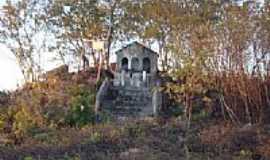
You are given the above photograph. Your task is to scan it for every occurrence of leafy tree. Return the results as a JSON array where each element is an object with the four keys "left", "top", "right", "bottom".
[{"left": 46, "top": 0, "right": 103, "bottom": 69}]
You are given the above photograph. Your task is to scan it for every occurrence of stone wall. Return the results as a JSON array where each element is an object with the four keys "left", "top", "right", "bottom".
[{"left": 116, "top": 42, "right": 158, "bottom": 74}]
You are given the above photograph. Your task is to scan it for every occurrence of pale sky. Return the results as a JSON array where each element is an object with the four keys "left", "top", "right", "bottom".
[
  {"left": 0, "top": 0, "right": 22, "bottom": 91},
  {"left": 0, "top": 44, "right": 24, "bottom": 91}
]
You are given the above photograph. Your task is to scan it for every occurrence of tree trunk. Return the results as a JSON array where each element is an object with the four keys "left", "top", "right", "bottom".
[
  {"left": 105, "top": 1, "right": 117, "bottom": 71},
  {"left": 96, "top": 51, "right": 104, "bottom": 83}
]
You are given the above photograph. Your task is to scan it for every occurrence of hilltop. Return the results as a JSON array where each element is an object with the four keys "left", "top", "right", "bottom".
[{"left": 0, "top": 67, "right": 269, "bottom": 160}]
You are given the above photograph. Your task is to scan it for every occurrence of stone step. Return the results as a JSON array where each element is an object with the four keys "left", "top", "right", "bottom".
[
  {"left": 103, "top": 101, "right": 150, "bottom": 109},
  {"left": 115, "top": 97, "right": 150, "bottom": 103},
  {"left": 101, "top": 86, "right": 154, "bottom": 117},
  {"left": 111, "top": 112, "right": 138, "bottom": 117},
  {"left": 103, "top": 106, "right": 153, "bottom": 117},
  {"left": 116, "top": 95, "right": 150, "bottom": 99},
  {"left": 116, "top": 89, "right": 151, "bottom": 96},
  {"left": 118, "top": 94, "right": 151, "bottom": 99},
  {"left": 111, "top": 106, "right": 153, "bottom": 117},
  {"left": 110, "top": 108, "right": 142, "bottom": 116},
  {"left": 112, "top": 86, "right": 151, "bottom": 92},
  {"left": 118, "top": 96, "right": 150, "bottom": 101},
  {"left": 113, "top": 106, "right": 142, "bottom": 111},
  {"left": 114, "top": 101, "right": 149, "bottom": 107},
  {"left": 104, "top": 100, "right": 151, "bottom": 108}
]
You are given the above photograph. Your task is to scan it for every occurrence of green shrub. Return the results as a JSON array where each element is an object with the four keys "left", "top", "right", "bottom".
[
  {"left": 160, "top": 103, "right": 184, "bottom": 118},
  {"left": 65, "top": 87, "right": 96, "bottom": 127}
]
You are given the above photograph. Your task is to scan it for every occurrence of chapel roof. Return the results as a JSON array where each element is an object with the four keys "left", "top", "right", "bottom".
[{"left": 115, "top": 41, "right": 158, "bottom": 55}]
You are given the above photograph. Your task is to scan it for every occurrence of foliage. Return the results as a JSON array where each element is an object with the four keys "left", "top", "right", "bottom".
[
  {"left": 65, "top": 85, "right": 96, "bottom": 127},
  {"left": 12, "top": 105, "right": 43, "bottom": 139},
  {"left": 0, "top": 1, "right": 270, "bottom": 159},
  {"left": 0, "top": 69, "right": 100, "bottom": 146},
  {"left": 0, "top": 1, "right": 269, "bottom": 126},
  {"left": 47, "top": 0, "right": 103, "bottom": 66}
]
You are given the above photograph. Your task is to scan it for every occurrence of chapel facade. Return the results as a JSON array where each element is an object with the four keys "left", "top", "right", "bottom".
[{"left": 96, "top": 41, "right": 162, "bottom": 118}]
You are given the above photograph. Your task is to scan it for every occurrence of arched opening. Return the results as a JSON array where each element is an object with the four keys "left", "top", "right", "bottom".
[
  {"left": 131, "top": 57, "right": 140, "bottom": 71},
  {"left": 143, "top": 57, "right": 151, "bottom": 73},
  {"left": 121, "top": 57, "right": 128, "bottom": 71}
]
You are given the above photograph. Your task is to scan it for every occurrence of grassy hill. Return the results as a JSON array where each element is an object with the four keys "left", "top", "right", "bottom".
[{"left": 0, "top": 68, "right": 269, "bottom": 160}]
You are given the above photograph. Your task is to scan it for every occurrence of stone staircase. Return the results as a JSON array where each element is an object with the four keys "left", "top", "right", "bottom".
[{"left": 102, "top": 87, "right": 153, "bottom": 118}]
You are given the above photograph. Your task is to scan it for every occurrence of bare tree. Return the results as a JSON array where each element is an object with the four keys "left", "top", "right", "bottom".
[{"left": 0, "top": 0, "right": 48, "bottom": 82}]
